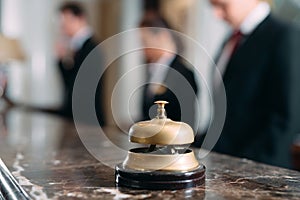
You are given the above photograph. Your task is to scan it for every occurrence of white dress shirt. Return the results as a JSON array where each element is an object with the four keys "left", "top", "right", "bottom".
[
  {"left": 217, "top": 2, "right": 271, "bottom": 76},
  {"left": 147, "top": 53, "right": 176, "bottom": 95},
  {"left": 70, "top": 26, "right": 93, "bottom": 52}
]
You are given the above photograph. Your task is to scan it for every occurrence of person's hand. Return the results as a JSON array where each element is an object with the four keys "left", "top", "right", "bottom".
[{"left": 55, "top": 42, "right": 68, "bottom": 59}]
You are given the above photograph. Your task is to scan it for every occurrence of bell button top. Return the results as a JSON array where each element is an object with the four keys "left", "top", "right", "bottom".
[
  {"left": 129, "top": 100, "right": 194, "bottom": 145},
  {"left": 155, "top": 100, "right": 168, "bottom": 119}
]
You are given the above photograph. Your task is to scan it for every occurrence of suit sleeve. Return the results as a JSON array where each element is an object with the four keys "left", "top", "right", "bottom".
[
  {"left": 58, "top": 59, "right": 75, "bottom": 89},
  {"left": 243, "top": 27, "right": 300, "bottom": 167}
]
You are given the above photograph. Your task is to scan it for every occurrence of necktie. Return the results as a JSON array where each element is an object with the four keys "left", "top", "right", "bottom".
[
  {"left": 228, "top": 30, "right": 243, "bottom": 58},
  {"left": 216, "top": 30, "right": 243, "bottom": 76}
]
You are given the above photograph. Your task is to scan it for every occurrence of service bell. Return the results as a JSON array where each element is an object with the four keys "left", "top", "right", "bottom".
[{"left": 115, "top": 101, "right": 205, "bottom": 190}]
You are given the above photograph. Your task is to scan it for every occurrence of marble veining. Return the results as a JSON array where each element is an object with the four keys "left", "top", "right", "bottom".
[
  {"left": 0, "top": 108, "right": 299, "bottom": 199},
  {"left": 11, "top": 152, "right": 49, "bottom": 199}
]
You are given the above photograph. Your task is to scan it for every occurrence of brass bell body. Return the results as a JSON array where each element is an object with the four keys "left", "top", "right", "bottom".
[
  {"left": 129, "top": 118, "right": 194, "bottom": 145},
  {"left": 115, "top": 101, "right": 205, "bottom": 190},
  {"left": 123, "top": 148, "right": 199, "bottom": 171}
]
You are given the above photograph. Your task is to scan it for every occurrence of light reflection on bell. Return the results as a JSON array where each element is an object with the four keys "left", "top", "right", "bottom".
[{"left": 115, "top": 101, "right": 205, "bottom": 190}]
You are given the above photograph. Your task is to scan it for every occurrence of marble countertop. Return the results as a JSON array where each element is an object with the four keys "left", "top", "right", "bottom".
[{"left": 0, "top": 107, "right": 299, "bottom": 199}]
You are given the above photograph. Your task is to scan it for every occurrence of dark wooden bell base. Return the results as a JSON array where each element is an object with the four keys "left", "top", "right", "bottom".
[{"left": 115, "top": 164, "right": 205, "bottom": 190}]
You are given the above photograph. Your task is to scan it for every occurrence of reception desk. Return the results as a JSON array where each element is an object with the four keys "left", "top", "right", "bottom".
[{"left": 0, "top": 107, "right": 299, "bottom": 199}]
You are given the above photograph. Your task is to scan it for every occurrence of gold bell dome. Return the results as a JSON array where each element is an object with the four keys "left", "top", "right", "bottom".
[
  {"left": 115, "top": 100, "right": 206, "bottom": 190},
  {"left": 129, "top": 101, "right": 194, "bottom": 145}
]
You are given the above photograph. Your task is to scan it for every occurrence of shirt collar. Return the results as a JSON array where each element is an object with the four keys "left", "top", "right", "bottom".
[
  {"left": 239, "top": 2, "right": 270, "bottom": 35},
  {"left": 70, "top": 26, "right": 93, "bottom": 51},
  {"left": 147, "top": 54, "right": 176, "bottom": 94},
  {"left": 148, "top": 53, "right": 176, "bottom": 74},
  {"left": 156, "top": 53, "right": 176, "bottom": 66}
]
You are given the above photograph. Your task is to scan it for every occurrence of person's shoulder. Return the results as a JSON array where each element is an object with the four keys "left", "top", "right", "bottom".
[
  {"left": 265, "top": 14, "right": 299, "bottom": 33},
  {"left": 80, "top": 35, "right": 98, "bottom": 49},
  {"left": 171, "top": 56, "right": 194, "bottom": 73},
  {"left": 171, "top": 55, "right": 198, "bottom": 92},
  {"left": 79, "top": 35, "right": 101, "bottom": 55},
  {"left": 255, "top": 14, "right": 300, "bottom": 44}
]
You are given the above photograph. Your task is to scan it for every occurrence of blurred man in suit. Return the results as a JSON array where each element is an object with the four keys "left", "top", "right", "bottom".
[
  {"left": 139, "top": 12, "right": 198, "bottom": 128},
  {"left": 56, "top": 2, "right": 105, "bottom": 125},
  {"left": 210, "top": 0, "right": 300, "bottom": 167}
]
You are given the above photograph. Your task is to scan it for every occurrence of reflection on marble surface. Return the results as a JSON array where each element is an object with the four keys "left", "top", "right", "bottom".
[{"left": 0, "top": 107, "right": 300, "bottom": 199}]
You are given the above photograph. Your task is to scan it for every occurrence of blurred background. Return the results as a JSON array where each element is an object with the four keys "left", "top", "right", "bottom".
[{"left": 0, "top": 0, "right": 299, "bottom": 128}]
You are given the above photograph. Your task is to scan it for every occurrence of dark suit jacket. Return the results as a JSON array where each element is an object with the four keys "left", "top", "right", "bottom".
[
  {"left": 213, "top": 15, "right": 300, "bottom": 168},
  {"left": 142, "top": 56, "right": 198, "bottom": 129},
  {"left": 58, "top": 36, "right": 105, "bottom": 126}
]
